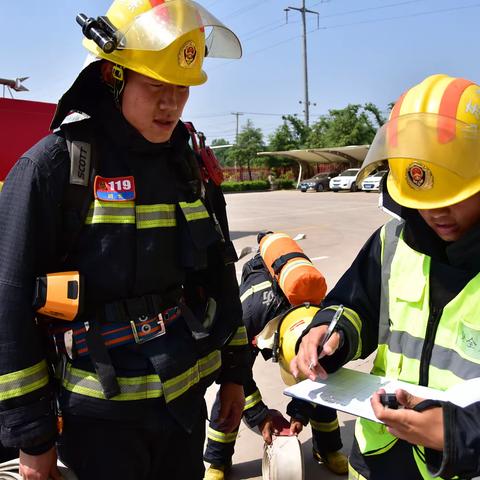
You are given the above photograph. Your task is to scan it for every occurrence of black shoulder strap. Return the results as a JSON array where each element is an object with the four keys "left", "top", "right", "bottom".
[
  {"left": 271, "top": 252, "right": 310, "bottom": 275},
  {"left": 59, "top": 116, "right": 98, "bottom": 264}
]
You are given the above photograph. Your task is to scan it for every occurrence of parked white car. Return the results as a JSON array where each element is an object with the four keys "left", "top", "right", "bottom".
[
  {"left": 329, "top": 168, "right": 361, "bottom": 192},
  {"left": 361, "top": 170, "right": 388, "bottom": 192}
]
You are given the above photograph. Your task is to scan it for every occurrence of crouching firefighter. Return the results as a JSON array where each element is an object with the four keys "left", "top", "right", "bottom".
[
  {"left": 204, "top": 233, "right": 348, "bottom": 479},
  {"left": 0, "top": 2, "right": 249, "bottom": 479}
]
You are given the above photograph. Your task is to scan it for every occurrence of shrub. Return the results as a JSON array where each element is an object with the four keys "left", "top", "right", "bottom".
[
  {"left": 273, "top": 179, "right": 295, "bottom": 190},
  {"left": 221, "top": 180, "right": 270, "bottom": 192}
]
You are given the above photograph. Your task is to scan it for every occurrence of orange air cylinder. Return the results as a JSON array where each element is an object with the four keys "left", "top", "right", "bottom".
[{"left": 259, "top": 232, "right": 327, "bottom": 305}]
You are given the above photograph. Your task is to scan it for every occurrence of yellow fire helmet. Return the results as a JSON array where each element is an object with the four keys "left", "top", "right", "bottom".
[
  {"left": 80, "top": 0, "right": 242, "bottom": 86},
  {"left": 256, "top": 304, "right": 320, "bottom": 386},
  {"left": 357, "top": 74, "right": 480, "bottom": 209}
]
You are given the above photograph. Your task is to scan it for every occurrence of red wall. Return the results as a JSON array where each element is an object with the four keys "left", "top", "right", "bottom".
[{"left": 0, "top": 98, "right": 56, "bottom": 180}]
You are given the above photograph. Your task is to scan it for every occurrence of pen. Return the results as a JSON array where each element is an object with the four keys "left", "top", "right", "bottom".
[{"left": 309, "top": 305, "right": 344, "bottom": 370}]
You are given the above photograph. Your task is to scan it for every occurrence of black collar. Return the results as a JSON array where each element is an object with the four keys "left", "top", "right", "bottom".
[{"left": 403, "top": 209, "right": 480, "bottom": 273}]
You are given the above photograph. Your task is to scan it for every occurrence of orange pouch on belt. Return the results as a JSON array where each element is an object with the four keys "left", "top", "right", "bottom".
[{"left": 259, "top": 233, "right": 327, "bottom": 305}]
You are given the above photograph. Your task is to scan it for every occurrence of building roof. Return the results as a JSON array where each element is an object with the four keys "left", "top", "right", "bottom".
[
  {"left": 257, "top": 145, "right": 370, "bottom": 165},
  {"left": 258, "top": 145, "right": 370, "bottom": 185}
]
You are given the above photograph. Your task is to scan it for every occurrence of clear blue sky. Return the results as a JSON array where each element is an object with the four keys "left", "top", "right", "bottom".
[{"left": 2, "top": 0, "right": 480, "bottom": 145}]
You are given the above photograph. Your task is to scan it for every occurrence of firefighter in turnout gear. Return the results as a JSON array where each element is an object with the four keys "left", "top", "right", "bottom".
[
  {"left": 0, "top": 1, "right": 248, "bottom": 479},
  {"left": 292, "top": 74, "right": 480, "bottom": 479},
  {"left": 204, "top": 248, "right": 347, "bottom": 479}
]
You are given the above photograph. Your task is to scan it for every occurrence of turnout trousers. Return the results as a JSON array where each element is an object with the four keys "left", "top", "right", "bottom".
[{"left": 58, "top": 401, "right": 207, "bottom": 480}]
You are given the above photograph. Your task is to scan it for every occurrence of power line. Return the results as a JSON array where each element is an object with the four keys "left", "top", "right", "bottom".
[
  {"left": 242, "top": 21, "right": 292, "bottom": 43},
  {"left": 319, "top": 3, "right": 480, "bottom": 29},
  {"left": 216, "top": 2, "right": 480, "bottom": 64},
  {"left": 310, "top": 0, "right": 427, "bottom": 16},
  {"left": 223, "top": 0, "right": 271, "bottom": 20}
]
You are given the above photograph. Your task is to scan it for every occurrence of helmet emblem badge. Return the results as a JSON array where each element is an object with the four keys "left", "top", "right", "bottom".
[
  {"left": 406, "top": 163, "right": 433, "bottom": 190},
  {"left": 179, "top": 40, "right": 197, "bottom": 68}
]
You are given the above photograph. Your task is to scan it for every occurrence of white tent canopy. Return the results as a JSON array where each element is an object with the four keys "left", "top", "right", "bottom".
[{"left": 257, "top": 145, "right": 370, "bottom": 186}]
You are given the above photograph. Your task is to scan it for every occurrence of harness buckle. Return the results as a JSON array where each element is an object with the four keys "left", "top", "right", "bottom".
[{"left": 130, "top": 314, "right": 166, "bottom": 344}]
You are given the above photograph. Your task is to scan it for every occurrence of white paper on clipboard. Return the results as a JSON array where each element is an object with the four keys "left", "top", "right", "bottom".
[{"left": 283, "top": 367, "right": 480, "bottom": 423}]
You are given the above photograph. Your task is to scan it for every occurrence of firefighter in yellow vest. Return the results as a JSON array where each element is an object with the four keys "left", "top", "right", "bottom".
[
  {"left": 291, "top": 74, "right": 480, "bottom": 479},
  {"left": 0, "top": 1, "right": 249, "bottom": 479}
]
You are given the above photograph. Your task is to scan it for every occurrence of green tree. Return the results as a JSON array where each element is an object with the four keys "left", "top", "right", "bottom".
[
  {"left": 209, "top": 138, "right": 231, "bottom": 166},
  {"left": 266, "top": 115, "right": 310, "bottom": 170},
  {"left": 307, "top": 103, "right": 386, "bottom": 148},
  {"left": 227, "top": 119, "right": 265, "bottom": 180}
]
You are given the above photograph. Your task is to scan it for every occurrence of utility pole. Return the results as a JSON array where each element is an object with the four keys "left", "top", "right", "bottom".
[
  {"left": 285, "top": 1, "right": 321, "bottom": 127},
  {"left": 231, "top": 111, "right": 244, "bottom": 144},
  {"left": 230, "top": 112, "right": 244, "bottom": 175}
]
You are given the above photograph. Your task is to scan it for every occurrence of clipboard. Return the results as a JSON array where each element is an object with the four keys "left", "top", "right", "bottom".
[{"left": 284, "top": 367, "right": 480, "bottom": 423}]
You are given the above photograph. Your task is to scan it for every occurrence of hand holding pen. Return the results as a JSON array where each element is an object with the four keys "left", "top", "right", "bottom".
[
  {"left": 290, "top": 305, "right": 345, "bottom": 381},
  {"left": 314, "top": 305, "right": 344, "bottom": 363}
]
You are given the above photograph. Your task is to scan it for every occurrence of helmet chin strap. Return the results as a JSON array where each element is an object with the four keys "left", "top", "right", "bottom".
[{"left": 111, "top": 64, "right": 125, "bottom": 108}]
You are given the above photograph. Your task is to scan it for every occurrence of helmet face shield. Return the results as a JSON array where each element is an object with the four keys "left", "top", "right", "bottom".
[{"left": 115, "top": 0, "right": 242, "bottom": 58}]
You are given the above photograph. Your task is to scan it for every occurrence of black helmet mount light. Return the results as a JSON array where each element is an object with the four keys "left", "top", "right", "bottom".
[{"left": 76, "top": 13, "right": 118, "bottom": 54}]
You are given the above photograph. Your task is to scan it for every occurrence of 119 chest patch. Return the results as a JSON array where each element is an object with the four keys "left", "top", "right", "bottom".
[{"left": 94, "top": 175, "right": 136, "bottom": 201}]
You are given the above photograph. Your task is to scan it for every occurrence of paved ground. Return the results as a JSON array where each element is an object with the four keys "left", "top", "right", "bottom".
[{"left": 204, "top": 189, "right": 391, "bottom": 480}]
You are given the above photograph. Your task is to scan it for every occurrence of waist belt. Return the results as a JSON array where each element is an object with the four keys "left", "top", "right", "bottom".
[{"left": 52, "top": 306, "right": 180, "bottom": 359}]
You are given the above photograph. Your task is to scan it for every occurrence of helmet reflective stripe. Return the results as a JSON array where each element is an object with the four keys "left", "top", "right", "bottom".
[
  {"left": 437, "top": 78, "right": 474, "bottom": 143},
  {"left": 387, "top": 91, "right": 406, "bottom": 148}
]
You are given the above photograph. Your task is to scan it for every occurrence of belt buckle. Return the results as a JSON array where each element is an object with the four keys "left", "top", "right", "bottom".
[{"left": 131, "top": 314, "right": 166, "bottom": 344}]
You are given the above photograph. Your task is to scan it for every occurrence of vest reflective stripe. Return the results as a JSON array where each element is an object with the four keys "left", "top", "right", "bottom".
[
  {"left": 85, "top": 200, "right": 135, "bottom": 224},
  {"left": 179, "top": 200, "right": 210, "bottom": 222},
  {"left": 227, "top": 326, "right": 248, "bottom": 346},
  {"left": 355, "top": 417, "right": 397, "bottom": 456},
  {"left": 0, "top": 360, "right": 49, "bottom": 401},
  {"left": 412, "top": 445, "right": 448, "bottom": 480},
  {"left": 207, "top": 426, "right": 239, "bottom": 444},
  {"left": 278, "top": 258, "right": 315, "bottom": 292},
  {"left": 136, "top": 204, "right": 176, "bottom": 229},
  {"left": 62, "top": 350, "right": 221, "bottom": 402},
  {"left": 348, "top": 463, "right": 368, "bottom": 480},
  {"left": 240, "top": 280, "right": 272, "bottom": 304},
  {"left": 378, "top": 219, "right": 403, "bottom": 345},
  {"left": 244, "top": 389, "right": 262, "bottom": 411},
  {"left": 310, "top": 417, "right": 339, "bottom": 433}
]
